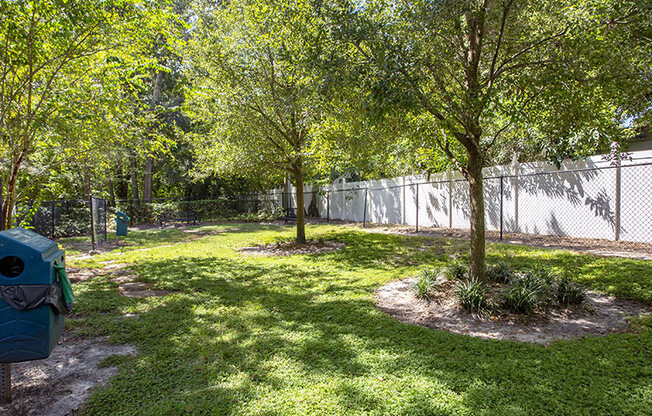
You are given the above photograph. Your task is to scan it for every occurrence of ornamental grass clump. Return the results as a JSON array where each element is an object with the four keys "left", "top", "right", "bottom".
[
  {"left": 502, "top": 271, "right": 551, "bottom": 314},
  {"left": 443, "top": 261, "right": 468, "bottom": 281},
  {"left": 455, "top": 278, "right": 487, "bottom": 312},
  {"left": 556, "top": 276, "right": 587, "bottom": 307},
  {"left": 486, "top": 261, "right": 514, "bottom": 283},
  {"left": 413, "top": 268, "right": 439, "bottom": 299}
]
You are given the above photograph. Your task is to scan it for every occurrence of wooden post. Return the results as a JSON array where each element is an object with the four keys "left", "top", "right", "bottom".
[{"left": 0, "top": 364, "right": 10, "bottom": 404}]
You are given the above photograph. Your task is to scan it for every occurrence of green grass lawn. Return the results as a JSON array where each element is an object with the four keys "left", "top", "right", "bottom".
[{"left": 64, "top": 224, "right": 652, "bottom": 415}]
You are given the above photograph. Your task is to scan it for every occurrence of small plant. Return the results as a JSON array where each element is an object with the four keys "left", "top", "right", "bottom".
[
  {"left": 502, "top": 285, "right": 541, "bottom": 314},
  {"left": 556, "top": 277, "right": 587, "bottom": 306},
  {"left": 502, "top": 271, "right": 551, "bottom": 314},
  {"left": 413, "top": 269, "right": 439, "bottom": 299},
  {"left": 455, "top": 278, "right": 487, "bottom": 312},
  {"left": 443, "top": 261, "right": 468, "bottom": 281},
  {"left": 528, "top": 265, "right": 557, "bottom": 285},
  {"left": 486, "top": 261, "right": 514, "bottom": 283}
]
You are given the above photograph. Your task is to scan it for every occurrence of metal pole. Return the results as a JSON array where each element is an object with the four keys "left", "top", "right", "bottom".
[
  {"left": 327, "top": 191, "right": 330, "bottom": 222},
  {"left": 448, "top": 171, "right": 453, "bottom": 229},
  {"left": 0, "top": 363, "right": 10, "bottom": 404},
  {"left": 499, "top": 176, "right": 504, "bottom": 241},
  {"left": 89, "top": 196, "right": 96, "bottom": 250},
  {"left": 103, "top": 199, "right": 107, "bottom": 242},
  {"left": 415, "top": 183, "right": 419, "bottom": 233},
  {"left": 363, "top": 188, "right": 368, "bottom": 227},
  {"left": 615, "top": 163, "right": 621, "bottom": 241}
]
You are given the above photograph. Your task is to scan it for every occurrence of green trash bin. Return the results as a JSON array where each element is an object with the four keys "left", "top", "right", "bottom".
[
  {"left": 116, "top": 211, "right": 130, "bottom": 237},
  {"left": 0, "top": 228, "right": 71, "bottom": 364}
]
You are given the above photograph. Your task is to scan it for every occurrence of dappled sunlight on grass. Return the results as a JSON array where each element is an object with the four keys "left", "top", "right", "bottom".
[{"left": 65, "top": 223, "right": 652, "bottom": 415}]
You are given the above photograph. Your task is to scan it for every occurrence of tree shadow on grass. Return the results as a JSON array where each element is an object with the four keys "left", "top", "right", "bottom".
[{"left": 76, "top": 253, "right": 652, "bottom": 416}]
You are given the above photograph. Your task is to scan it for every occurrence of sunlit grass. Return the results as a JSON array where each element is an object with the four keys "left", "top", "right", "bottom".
[{"left": 62, "top": 224, "right": 652, "bottom": 415}]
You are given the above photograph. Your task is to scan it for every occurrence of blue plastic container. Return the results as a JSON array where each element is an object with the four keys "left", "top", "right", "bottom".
[
  {"left": 0, "top": 228, "right": 65, "bottom": 363},
  {"left": 116, "top": 211, "right": 130, "bottom": 237}
]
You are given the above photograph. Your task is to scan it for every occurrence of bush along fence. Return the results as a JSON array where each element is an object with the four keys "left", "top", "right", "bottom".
[
  {"left": 9, "top": 197, "right": 109, "bottom": 249},
  {"left": 114, "top": 196, "right": 283, "bottom": 225},
  {"left": 275, "top": 150, "right": 652, "bottom": 244},
  {"left": 2, "top": 194, "right": 283, "bottom": 242}
]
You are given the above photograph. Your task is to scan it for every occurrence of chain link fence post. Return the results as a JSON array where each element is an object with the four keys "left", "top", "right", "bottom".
[
  {"left": 615, "top": 161, "right": 621, "bottom": 241},
  {"left": 363, "top": 188, "right": 368, "bottom": 227},
  {"left": 415, "top": 183, "right": 419, "bottom": 233},
  {"left": 327, "top": 190, "right": 330, "bottom": 222},
  {"left": 500, "top": 176, "right": 504, "bottom": 240}
]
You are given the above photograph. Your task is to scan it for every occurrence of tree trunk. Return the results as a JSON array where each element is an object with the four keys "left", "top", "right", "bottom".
[
  {"left": 308, "top": 184, "right": 319, "bottom": 217},
  {"left": 293, "top": 162, "right": 306, "bottom": 244},
  {"left": 107, "top": 171, "right": 116, "bottom": 207},
  {"left": 130, "top": 150, "right": 139, "bottom": 202},
  {"left": 143, "top": 157, "right": 153, "bottom": 202},
  {"left": 143, "top": 70, "right": 163, "bottom": 203},
  {"left": 467, "top": 150, "right": 486, "bottom": 280},
  {"left": 117, "top": 164, "right": 128, "bottom": 200},
  {"left": 82, "top": 163, "right": 91, "bottom": 201},
  {"left": 3, "top": 155, "right": 24, "bottom": 229}
]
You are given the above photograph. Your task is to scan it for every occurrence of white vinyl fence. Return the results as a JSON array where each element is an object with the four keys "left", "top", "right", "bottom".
[{"left": 269, "top": 150, "right": 652, "bottom": 243}]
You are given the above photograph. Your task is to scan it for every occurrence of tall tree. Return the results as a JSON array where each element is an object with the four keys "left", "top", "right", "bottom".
[
  {"left": 187, "top": 0, "right": 336, "bottom": 243},
  {"left": 333, "top": 0, "right": 652, "bottom": 278},
  {"left": 0, "top": 0, "right": 167, "bottom": 228}
]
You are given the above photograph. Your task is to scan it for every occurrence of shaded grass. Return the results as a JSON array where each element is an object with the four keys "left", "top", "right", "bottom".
[{"left": 62, "top": 224, "right": 652, "bottom": 415}]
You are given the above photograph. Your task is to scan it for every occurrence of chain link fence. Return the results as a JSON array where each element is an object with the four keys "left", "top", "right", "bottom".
[
  {"left": 277, "top": 162, "right": 652, "bottom": 244},
  {"left": 2, "top": 162, "right": 650, "bottom": 247},
  {"left": 2, "top": 194, "right": 283, "bottom": 243}
]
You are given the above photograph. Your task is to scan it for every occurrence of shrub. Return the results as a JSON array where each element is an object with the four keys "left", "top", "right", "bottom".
[
  {"left": 528, "top": 265, "right": 557, "bottom": 285},
  {"left": 413, "top": 269, "right": 439, "bottom": 299},
  {"left": 502, "top": 285, "right": 542, "bottom": 314},
  {"left": 455, "top": 278, "right": 487, "bottom": 312},
  {"left": 443, "top": 261, "right": 468, "bottom": 281},
  {"left": 501, "top": 271, "right": 552, "bottom": 314},
  {"left": 556, "top": 277, "right": 587, "bottom": 306},
  {"left": 486, "top": 261, "right": 514, "bottom": 283}
]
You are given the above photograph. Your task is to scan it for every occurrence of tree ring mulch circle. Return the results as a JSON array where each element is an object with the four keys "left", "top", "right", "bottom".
[
  {"left": 376, "top": 277, "right": 651, "bottom": 345},
  {"left": 238, "top": 240, "right": 346, "bottom": 257}
]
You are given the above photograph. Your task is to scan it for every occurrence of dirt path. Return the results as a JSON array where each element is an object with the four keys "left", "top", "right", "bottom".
[{"left": 0, "top": 334, "right": 136, "bottom": 416}]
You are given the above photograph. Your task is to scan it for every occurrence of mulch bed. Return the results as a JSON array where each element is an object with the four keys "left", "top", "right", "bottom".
[{"left": 376, "top": 277, "right": 652, "bottom": 345}]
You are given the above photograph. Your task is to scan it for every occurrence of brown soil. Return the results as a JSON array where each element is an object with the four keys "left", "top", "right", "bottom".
[
  {"left": 323, "top": 221, "right": 652, "bottom": 260},
  {"left": 376, "top": 277, "right": 651, "bottom": 345},
  {"left": 0, "top": 333, "right": 136, "bottom": 416},
  {"left": 238, "top": 240, "right": 346, "bottom": 257}
]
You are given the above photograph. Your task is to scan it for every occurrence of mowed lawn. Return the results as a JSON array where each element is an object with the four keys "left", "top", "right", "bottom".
[{"left": 64, "top": 224, "right": 652, "bottom": 416}]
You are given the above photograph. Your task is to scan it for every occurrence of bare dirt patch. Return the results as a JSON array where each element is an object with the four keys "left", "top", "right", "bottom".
[
  {"left": 376, "top": 277, "right": 651, "bottom": 345},
  {"left": 0, "top": 333, "right": 136, "bottom": 416},
  {"left": 118, "top": 282, "right": 171, "bottom": 298},
  {"left": 239, "top": 240, "right": 346, "bottom": 257},
  {"left": 327, "top": 221, "right": 652, "bottom": 260}
]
